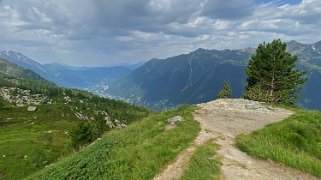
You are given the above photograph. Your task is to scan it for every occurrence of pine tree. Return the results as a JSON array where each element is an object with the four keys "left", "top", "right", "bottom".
[
  {"left": 244, "top": 39, "right": 307, "bottom": 104},
  {"left": 218, "top": 81, "right": 232, "bottom": 99}
]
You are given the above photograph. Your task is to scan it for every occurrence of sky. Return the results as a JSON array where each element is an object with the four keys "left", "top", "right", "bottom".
[{"left": 0, "top": 0, "right": 320, "bottom": 66}]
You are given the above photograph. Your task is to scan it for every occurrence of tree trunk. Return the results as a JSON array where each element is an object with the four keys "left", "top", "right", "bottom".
[{"left": 269, "top": 77, "right": 275, "bottom": 103}]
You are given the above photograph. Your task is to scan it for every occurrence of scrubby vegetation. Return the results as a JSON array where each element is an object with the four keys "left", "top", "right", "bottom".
[
  {"left": 181, "top": 141, "right": 221, "bottom": 180},
  {"left": 70, "top": 121, "right": 99, "bottom": 149},
  {"left": 236, "top": 109, "right": 321, "bottom": 177},
  {"left": 28, "top": 105, "right": 200, "bottom": 179}
]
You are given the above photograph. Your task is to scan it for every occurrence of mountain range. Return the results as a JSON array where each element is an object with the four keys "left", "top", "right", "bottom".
[
  {"left": 106, "top": 40, "right": 321, "bottom": 110},
  {"left": 0, "top": 50, "right": 132, "bottom": 88},
  {"left": 1, "top": 41, "right": 321, "bottom": 110},
  {"left": 107, "top": 49, "right": 250, "bottom": 108}
]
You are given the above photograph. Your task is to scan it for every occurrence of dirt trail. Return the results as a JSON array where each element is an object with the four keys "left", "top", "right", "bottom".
[
  {"left": 154, "top": 129, "right": 210, "bottom": 180},
  {"left": 154, "top": 99, "right": 319, "bottom": 180}
]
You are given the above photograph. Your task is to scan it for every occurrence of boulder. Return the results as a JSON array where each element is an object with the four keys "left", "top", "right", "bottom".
[
  {"left": 100, "top": 111, "right": 115, "bottom": 128},
  {"left": 167, "top": 115, "right": 184, "bottom": 125},
  {"left": 166, "top": 115, "right": 184, "bottom": 130},
  {"left": 75, "top": 112, "right": 89, "bottom": 120},
  {"left": 27, "top": 106, "right": 37, "bottom": 112},
  {"left": 114, "top": 119, "right": 123, "bottom": 128},
  {"left": 105, "top": 117, "right": 115, "bottom": 128}
]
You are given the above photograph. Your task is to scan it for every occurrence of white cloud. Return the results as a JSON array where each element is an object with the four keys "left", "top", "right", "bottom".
[
  {"left": 213, "top": 19, "right": 230, "bottom": 30},
  {"left": 0, "top": 0, "right": 320, "bottom": 66},
  {"left": 149, "top": 0, "right": 171, "bottom": 12},
  {"left": 186, "top": 17, "right": 207, "bottom": 28}
]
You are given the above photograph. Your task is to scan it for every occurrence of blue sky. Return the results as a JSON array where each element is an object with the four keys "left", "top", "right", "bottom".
[{"left": 0, "top": 0, "right": 320, "bottom": 66}]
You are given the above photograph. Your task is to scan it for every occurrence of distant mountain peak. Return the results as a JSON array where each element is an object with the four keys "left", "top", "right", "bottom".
[
  {"left": 194, "top": 47, "right": 213, "bottom": 53},
  {"left": 315, "top": 40, "right": 321, "bottom": 44},
  {"left": 313, "top": 40, "right": 321, "bottom": 53},
  {"left": 287, "top": 40, "right": 309, "bottom": 47},
  {"left": 287, "top": 40, "right": 301, "bottom": 44},
  {"left": 150, "top": 58, "right": 160, "bottom": 61},
  {"left": 0, "top": 49, "right": 47, "bottom": 74},
  {"left": 195, "top": 48, "right": 206, "bottom": 51}
]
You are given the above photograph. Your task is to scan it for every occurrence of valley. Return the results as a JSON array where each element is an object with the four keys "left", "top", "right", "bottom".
[
  {"left": 0, "top": 50, "right": 133, "bottom": 89},
  {"left": 0, "top": 43, "right": 320, "bottom": 179},
  {"left": 3, "top": 40, "right": 321, "bottom": 111},
  {"left": 1, "top": 1, "right": 321, "bottom": 179}
]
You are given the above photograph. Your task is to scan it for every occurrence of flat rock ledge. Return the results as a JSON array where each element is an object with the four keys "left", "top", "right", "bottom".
[{"left": 199, "top": 98, "right": 272, "bottom": 113}]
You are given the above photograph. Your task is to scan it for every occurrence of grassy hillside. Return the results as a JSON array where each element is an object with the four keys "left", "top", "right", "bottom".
[
  {"left": 0, "top": 60, "right": 149, "bottom": 179},
  {"left": 0, "top": 59, "right": 48, "bottom": 83},
  {"left": 236, "top": 109, "right": 321, "bottom": 177},
  {"left": 0, "top": 90, "right": 148, "bottom": 179},
  {"left": 28, "top": 105, "right": 200, "bottom": 179},
  {"left": 0, "top": 104, "right": 78, "bottom": 179}
]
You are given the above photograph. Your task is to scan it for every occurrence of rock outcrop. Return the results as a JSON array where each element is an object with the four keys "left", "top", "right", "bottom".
[
  {"left": 0, "top": 87, "right": 51, "bottom": 106},
  {"left": 166, "top": 115, "right": 184, "bottom": 130},
  {"left": 75, "top": 112, "right": 89, "bottom": 120},
  {"left": 199, "top": 99, "right": 272, "bottom": 113}
]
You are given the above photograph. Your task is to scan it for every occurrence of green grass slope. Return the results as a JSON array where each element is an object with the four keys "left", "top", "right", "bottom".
[
  {"left": 28, "top": 105, "right": 200, "bottom": 179},
  {"left": 0, "top": 92, "right": 148, "bottom": 179},
  {"left": 0, "top": 104, "right": 78, "bottom": 179},
  {"left": 236, "top": 109, "right": 321, "bottom": 177},
  {"left": 0, "top": 93, "right": 148, "bottom": 179},
  {"left": 0, "top": 60, "right": 149, "bottom": 179},
  {"left": 181, "top": 141, "right": 221, "bottom": 180}
]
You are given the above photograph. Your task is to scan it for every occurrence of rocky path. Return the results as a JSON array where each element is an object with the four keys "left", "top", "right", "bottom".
[{"left": 154, "top": 99, "right": 319, "bottom": 180}]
